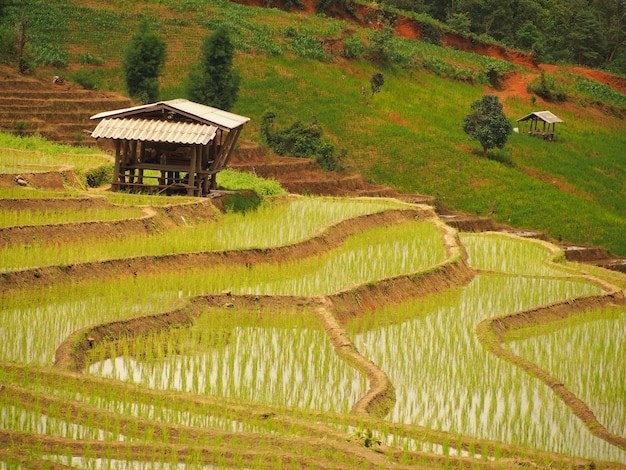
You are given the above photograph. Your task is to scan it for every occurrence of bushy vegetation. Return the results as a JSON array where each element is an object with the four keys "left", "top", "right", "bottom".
[
  {"left": 85, "top": 164, "right": 114, "bottom": 188},
  {"left": 123, "top": 20, "right": 167, "bottom": 103},
  {"left": 186, "top": 27, "right": 240, "bottom": 110},
  {"left": 261, "top": 112, "right": 345, "bottom": 171},
  {"left": 527, "top": 71, "right": 568, "bottom": 102}
]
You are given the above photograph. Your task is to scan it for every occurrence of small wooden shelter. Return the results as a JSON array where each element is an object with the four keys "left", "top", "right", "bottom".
[
  {"left": 90, "top": 99, "right": 249, "bottom": 196},
  {"left": 516, "top": 110, "right": 563, "bottom": 141}
]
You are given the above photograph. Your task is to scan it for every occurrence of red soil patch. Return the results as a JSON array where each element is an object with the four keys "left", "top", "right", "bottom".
[{"left": 542, "top": 64, "right": 626, "bottom": 95}]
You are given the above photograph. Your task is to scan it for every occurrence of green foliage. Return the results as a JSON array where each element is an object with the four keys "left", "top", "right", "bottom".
[
  {"left": 85, "top": 164, "right": 114, "bottom": 188},
  {"left": 216, "top": 168, "right": 286, "bottom": 198},
  {"left": 341, "top": 33, "right": 363, "bottom": 59},
  {"left": 0, "top": 27, "right": 18, "bottom": 66},
  {"left": 420, "top": 21, "right": 441, "bottom": 45},
  {"left": 221, "top": 191, "right": 263, "bottom": 213},
  {"left": 574, "top": 76, "right": 626, "bottom": 109},
  {"left": 123, "top": 20, "right": 167, "bottom": 103},
  {"left": 186, "top": 27, "right": 240, "bottom": 111},
  {"left": 253, "top": 25, "right": 283, "bottom": 56},
  {"left": 289, "top": 31, "right": 329, "bottom": 61},
  {"left": 261, "top": 111, "right": 344, "bottom": 171},
  {"left": 349, "top": 427, "right": 382, "bottom": 449},
  {"left": 370, "top": 72, "right": 384, "bottom": 95},
  {"left": 527, "top": 71, "right": 567, "bottom": 102},
  {"left": 462, "top": 95, "right": 513, "bottom": 157},
  {"left": 485, "top": 63, "right": 504, "bottom": 89},
  {"left": 447, "top": 12, "right": 471, "bottom": 34},
  {"left": 33, "top": 43, "right": 68, "bottom": 67},
  {"left": 367, "top": 24, "right": 395, "bottom": 63},
  {"left": 78, "top": 52, "right": 104, "bottom": 66},
  {"left": 69, "top": 69, "right": 100, "bottom": 90}
]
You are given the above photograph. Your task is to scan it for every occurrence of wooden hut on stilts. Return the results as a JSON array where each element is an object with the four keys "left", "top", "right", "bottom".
[
  {"left": 516, "top": 111, "right": 563, "bottom": 141},
  {"left": 90, "top": 99, "right": 249, "bottom": 196}
]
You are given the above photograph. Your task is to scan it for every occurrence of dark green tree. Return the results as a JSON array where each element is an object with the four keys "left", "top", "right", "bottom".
[
  {"left": 594, "top": 0, "right": 626, "bottom": 64},
  {"left": 123, "top": 20, "right": 166, "bottom": 103},
  {"left": 186, "top": 27, "right": 240, "bottom": 111},
  {"left": 462, "top": 95, "right": 512, "bottom": 158},
  {"left": 370, "top": 72, "right": 384, "bottom": 96},
  {"left": 568, "top": 7, "right": 604, "bottom": 65}
]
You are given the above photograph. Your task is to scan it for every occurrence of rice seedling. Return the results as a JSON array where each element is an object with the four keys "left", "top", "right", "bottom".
[
  {"left": 460, "top": 232, "right": 567, "bottom": 276},
  {"left": 0, "top": 206, "right": 144, "bottom": 227},
  {"left": 88, "top": 307, "right": 368, "bottom": 414},
  {"left": 0, "top": 147, "right": 112, "bottom": 173},
  {"left": 0, "top": 196, "right": 410, "bottom": 271},
  {"left": 349, "top": 273, "right": 626, "bottom": 463},
  {"left": 1, "top": 212, "right": 443, "bottom": 363},
  {"left": 508, "top": 305, "right": 626, "bottom": 437}
]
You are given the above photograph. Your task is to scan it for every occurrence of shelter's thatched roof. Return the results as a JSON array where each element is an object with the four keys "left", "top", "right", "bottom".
[
  {"left": 91, "top": 118, "right": 218, "bottom": 145},
  {"left": 90, "top": 99, "right": 250, "bottom": 131},
  {"left": 517, "top": 111, "right": 564, "bottom": 124}
]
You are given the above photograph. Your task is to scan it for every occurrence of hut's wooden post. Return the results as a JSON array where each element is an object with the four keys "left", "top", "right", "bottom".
[
  {"left": 188, "top": 145, "right": 197, "bottom": 196},
  {"left": 112, "top": 140, "right": 122, "bottom": 191}
]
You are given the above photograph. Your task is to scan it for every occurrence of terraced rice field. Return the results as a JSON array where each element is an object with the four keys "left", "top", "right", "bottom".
[{"left": 1, "top": 153, "right": 625, "bottom": 469}]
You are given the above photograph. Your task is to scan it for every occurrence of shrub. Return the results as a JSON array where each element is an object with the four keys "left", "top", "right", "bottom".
[
  {"left": 85, "top": 164, "right": 114, "bottom": 188},
  {"left": 527, "top": 71, "right": 567, "bottom": 102},
  {"left": 261, "top": 111, "right": 344, "bottom": 171},
  {"left": 485, "top": 63, "right": 504, "bottom": 89},
  {"left": 289, "top": 32, "right": 329, "bottom": 61},
  {"left": 341, "top": 34, "right": 363, "bottom": 59},
  {"left": 221, "top": 191, "right": 263, "bottom": 213},
  {"left": 367, "top": 24, "right": 395, "bottom": 63},
  {"left": 70, "top": 69, "right": 100, "bottom": 90},
  {"left": 78, "top": 52, "right": 104, "bottom": 66},
  {"left": 0, "top": 28, "right": 17, "bottom": 65},
  {"left": 34, "top": 43, "right": 68, "bottom": 67},
  {"left": 420, "top": 21, "right": 441, "bottom": 46}
]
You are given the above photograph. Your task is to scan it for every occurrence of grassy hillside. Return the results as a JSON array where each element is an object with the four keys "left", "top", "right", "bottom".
[{"left": 17, "top": 0, "right": 626, "bottom": 255}]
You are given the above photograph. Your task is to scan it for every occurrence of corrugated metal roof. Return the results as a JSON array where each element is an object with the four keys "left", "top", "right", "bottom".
[
  {"left": 517, "top": 111, "right": 564, "bottom": 124},
  {"left": 91, "top": 118, "right": 218, "bottom": 145},
  {"left": 90, "top": 99, "right": 250, "bottom": 130}
]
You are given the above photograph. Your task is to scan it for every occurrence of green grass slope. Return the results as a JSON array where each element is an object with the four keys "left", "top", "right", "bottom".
[{"left": 29, "top": 0, "right": 626, "bottom": 256}]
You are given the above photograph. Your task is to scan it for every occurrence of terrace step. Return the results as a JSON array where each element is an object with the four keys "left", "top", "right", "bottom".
[
  {"left": 230, "top": 143, "right": 402, "bottom": 198},
  {"left": 0, "top": 66, "right": 132, "bottom": 145}
]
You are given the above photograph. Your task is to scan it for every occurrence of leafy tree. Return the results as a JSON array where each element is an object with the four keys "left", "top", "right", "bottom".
[
  {"left": 186, "top": 27, "right": 240, "bottom": 111},
  {"left": 568, "top": 7, "right": 604, "bottom": 65},
  {"left": 123, "top": 20, "right": 166, "bottom": 103},
  {"left": 594, "top": 0, "right": 626, "bottom": 64},
  {"left": 462, "top": 95, "right": 512, "bottom": 158},
  {"left": 370, "top": 72, "right": 384, "bottom": 96}
]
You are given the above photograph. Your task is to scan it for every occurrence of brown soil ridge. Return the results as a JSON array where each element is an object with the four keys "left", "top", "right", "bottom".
[
  {"left": 477, "top": 285, "right": 626, "bottom": 452},
  {"left": 0, "top": 207, "right": 430, "bottom": 294}
]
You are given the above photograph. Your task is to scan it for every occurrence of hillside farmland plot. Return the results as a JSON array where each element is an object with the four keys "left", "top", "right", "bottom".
[{"left": 1, "top": 185, "right": 626, "bottom": 468}]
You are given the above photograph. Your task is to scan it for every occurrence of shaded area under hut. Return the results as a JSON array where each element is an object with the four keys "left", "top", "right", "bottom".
[
  {"left": 91, "top": 99, "right": 249, "bottom": 196},
  {"left": 516, "top": 111, "right": 563, "bottom": 141}
]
